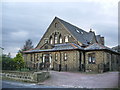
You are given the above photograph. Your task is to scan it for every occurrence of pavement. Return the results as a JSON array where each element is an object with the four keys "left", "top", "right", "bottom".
[{"left": 38, "top": 71, "right": 119, "bottom": 88}]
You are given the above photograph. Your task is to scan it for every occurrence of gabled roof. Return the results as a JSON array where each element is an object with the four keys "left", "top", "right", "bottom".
[{"left": 56, "top": 17, "right": 96, "bottom": 45}]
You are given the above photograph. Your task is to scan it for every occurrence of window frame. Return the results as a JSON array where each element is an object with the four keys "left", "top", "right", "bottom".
[
  {"left": 55, "top": 53, "right": 58, "bottom": 61},
  {"left": 37, "top": 54, "right": 39, "bottom": 61},
  {"left": 50, "top": 37, "right": 53, "bottom": 44},
  {"left": 64, "top": 53, "right": 67, "bottom": 61},
  {"left": 31, "top": 54, "right": 32, "bottom": 61},
  {"left": 65, "top": 36, "right": 69, "bottom": 42},
  {"left": 88, "top": 53, "right": 96, "bottom": 64},
  {"left": 55, "top": 35, "right": 58, "bottom": 44},
  {"left": 59, "top": 36, "right": 62, "bottom": 43}
]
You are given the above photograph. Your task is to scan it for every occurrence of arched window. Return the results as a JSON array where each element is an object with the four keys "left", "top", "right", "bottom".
[
  {"left": 50, "top": 36, "right": 53, "bottom": 44},
  {"left": 55, "top": 35, "right": 57, "bottom": 44},
  {"left": 65, "top": 36, "right": 69, "bottom": 42},
  {"left": 59, "top": 35, "right": 62, "bottom": 43}
]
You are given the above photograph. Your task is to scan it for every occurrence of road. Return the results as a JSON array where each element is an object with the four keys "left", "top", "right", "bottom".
[
  {"left": 2, "top": 71, "right": 119, "bottom": 88},
  {"left": 2, "top": 80, "right": 62, "bottom": 88},
  {"left": 39, "top": 71, "right": 119, "bottom": 88}
]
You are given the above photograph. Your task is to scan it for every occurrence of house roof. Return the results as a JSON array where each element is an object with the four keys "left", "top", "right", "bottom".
[
  {"left": 53, "top": 43, "right": 84, "bottom": 50},
  {"left": 85, "top": 43, "right": 119, "bottom": 54},
  {"left": 56, "top": 17, "right": 96, "bottom": 45},
  {"left": 96, "top": 35, "right": 101, "bottom": 43},
  {"left": 23, "top": 43, "right": 84, "bottom": 53},
  {"left": 85, "top": 43, "right": 109, "bottom": 50},
  {"left": 23, "top": 43, "right": 119, "bottom": 54}
]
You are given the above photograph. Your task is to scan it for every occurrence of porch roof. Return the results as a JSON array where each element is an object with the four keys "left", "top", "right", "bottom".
[
  {"left": 23, "top": 43, "right": 84, "bottom": 53},
  {"left": 85, "top": 43, "right": 119, "bottom": 54}
]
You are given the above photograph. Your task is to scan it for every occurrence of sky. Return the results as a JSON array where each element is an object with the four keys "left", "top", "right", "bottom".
[{"left": 1, "top": 0, "right": 119, "bottom": 57}]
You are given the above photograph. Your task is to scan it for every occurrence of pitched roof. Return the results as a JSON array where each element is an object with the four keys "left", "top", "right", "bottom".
[
  {"left": 53, "top": 43, "right": 83, "bottom": 50},
  {"left": 56, "top": 17, "right": 96, "bottom": 45},
  {"left": 23, "top": 43, "right": 83, "bottom": 53},
  {"left": 85, "top": 43, "right": 119, "bottom": 54},
  {"left": 85, "top": 43, "right": 109, "bottom": 50}
]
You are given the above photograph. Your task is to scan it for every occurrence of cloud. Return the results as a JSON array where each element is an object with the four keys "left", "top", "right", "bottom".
[
  {"left": 2, "top": 1, "right": 118, "bottom": 57},
  {"left": 11, "top": 30, "right": 28, "bottom": 39},
  {"left": 3, "top": 46, "right": 20, "bottom": 58}
]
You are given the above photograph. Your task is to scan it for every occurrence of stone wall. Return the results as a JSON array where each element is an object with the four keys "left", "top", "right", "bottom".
[
  {"left": 36, "top": 18, "right": 81, "bottom": 48},
  {"left": 85, "top": 51, "right": 104, "bottom": 72},
  {"left": 24, "top": 49, "right": 120, "bottom": 72},
  {"left": 85, "top": 51, "right": 120, "bottom": 72},
  {"left": 51, "top": 50, "right": 80, "bottom": 71},
  {"left": 1, "top": 71, "right": 49, "bottom": 82}
]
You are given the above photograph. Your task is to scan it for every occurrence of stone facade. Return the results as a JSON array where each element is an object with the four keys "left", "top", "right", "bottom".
[{"left": 23, "top": 17, "right": 120, "bottom": 72}]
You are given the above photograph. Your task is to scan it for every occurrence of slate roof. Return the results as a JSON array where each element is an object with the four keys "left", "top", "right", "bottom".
[
  {"left": 23, "top": 43, "right": 84, "bottom": 53},
  {"left": 57, "top": 17, "right": 95, "bottom": 45},
  {"left": 96, "top": 35, "right": 101, "bottom": 43},
  {"left": 85, "top": 43, "right": 119, "bottom": 53},
  {"left": 24, "top": 43, "right": 119, "bottom": 54},
  {"left": 85, "top": 43, "right": 109, "bottom": 50},
  {"left": 53, "top": 43, "right": 83, "bottom": 50}
]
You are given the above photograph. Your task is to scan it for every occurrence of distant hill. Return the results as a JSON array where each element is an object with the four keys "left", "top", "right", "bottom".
[{"left": 112, "top": 45, "right": 120, "bottom": 53}]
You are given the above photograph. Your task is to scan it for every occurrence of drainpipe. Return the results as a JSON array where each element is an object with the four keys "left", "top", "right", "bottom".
[
  {"left": 83, "top": 51, "right": 86, "bottom": 72},
  {"left": 59, "top": 51, "right": 62, "bottom": 71},
  {"left": 79, "top": 51, "right": 82, "bottom": 71},
  {"left": 109, "top": 53, "right": 112, "bottom": 71}
]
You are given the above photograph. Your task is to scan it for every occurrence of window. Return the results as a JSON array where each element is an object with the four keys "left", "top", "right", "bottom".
[
  {"left": 55, "top": 35, "right": 58, "bottom": 44},
  {"left": 37, "top": 54, "right": 39, "bottom": 61},
  {"left": 64, "top": 53, "right": 67, "bottom": 61},
  {"left": 55, "top": 53, "right": 58, "bottom": 61},
  {"left": 55, "top": 23, "right": 57, "bottom": 28},
  {"left": 59, "top": 36, "right": 62, "bottom": 43},
  {"left": 45, "top": 46, "right": 48, "bottom": 49},
  {"left": 88, "top": 53, "right": 96, "bottom": 64},
  {"left": 55, "top": 22, "right": 61, "bottom": 29},
  {"left": 31, "top": 54, "right": 32, "bottom": 61},
  {"left": 50, "top": 37, "right": 53, "bottom": 44},
  {"left": 65, "top": 36, "right": 68, "bottom": 42},
  {"left": 44, "top": 39, "right": 48, "bottom": 43}
]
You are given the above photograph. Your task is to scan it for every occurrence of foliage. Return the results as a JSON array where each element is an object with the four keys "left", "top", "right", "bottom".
[
  {"left": 2, "top": 54, "right": 15, "bottom": 70},
  {"left": 2, "top": 53, "right": 25, "bottom": 71},
  {"left": 13, "top": 53, "right": 25, "bottom": 71},
  {"left": 19, "top": 39, "right": 34, "bottom": 53}
]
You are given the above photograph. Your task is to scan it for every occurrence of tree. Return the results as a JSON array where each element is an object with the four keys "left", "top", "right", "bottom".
[
  {"left": 19, "top": 39, "right": 34, "bottom": 53},
  {"left": 13, "top": 53, "right": 25, "bottom": 71},
  {"left": 2, "top": 54, "right": 15, "bottom": 70}
]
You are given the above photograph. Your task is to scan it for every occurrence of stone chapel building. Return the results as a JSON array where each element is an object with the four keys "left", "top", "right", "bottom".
[{"left": 23, "top": 17, "right": 120, "bottom": 72}]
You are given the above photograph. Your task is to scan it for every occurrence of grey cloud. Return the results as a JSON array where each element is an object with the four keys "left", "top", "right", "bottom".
[{"left": 2, "top": 2, "right": 117, "bottom": 57}]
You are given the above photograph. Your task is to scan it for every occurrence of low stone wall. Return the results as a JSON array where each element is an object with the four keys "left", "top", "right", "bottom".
[{"left": 1, "top": 71, "right": 50, "bottom": 83}]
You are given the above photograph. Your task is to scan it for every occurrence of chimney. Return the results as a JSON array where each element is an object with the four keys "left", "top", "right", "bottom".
[
  {"left": 100, "top": 37, "right": 104, "bottom": 45},
  {"left": 89, "top": 28, "right": 92, "bottom": 32}
]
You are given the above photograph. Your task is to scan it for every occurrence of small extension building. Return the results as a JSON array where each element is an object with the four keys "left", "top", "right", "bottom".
[{"left": 23, "top": 17, "right": 120, "bottom": 72}]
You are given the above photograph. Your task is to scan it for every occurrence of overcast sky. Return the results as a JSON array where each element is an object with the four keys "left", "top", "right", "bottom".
[{"left": 2, "top": 0, "right": 118, "bottom": 57}]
